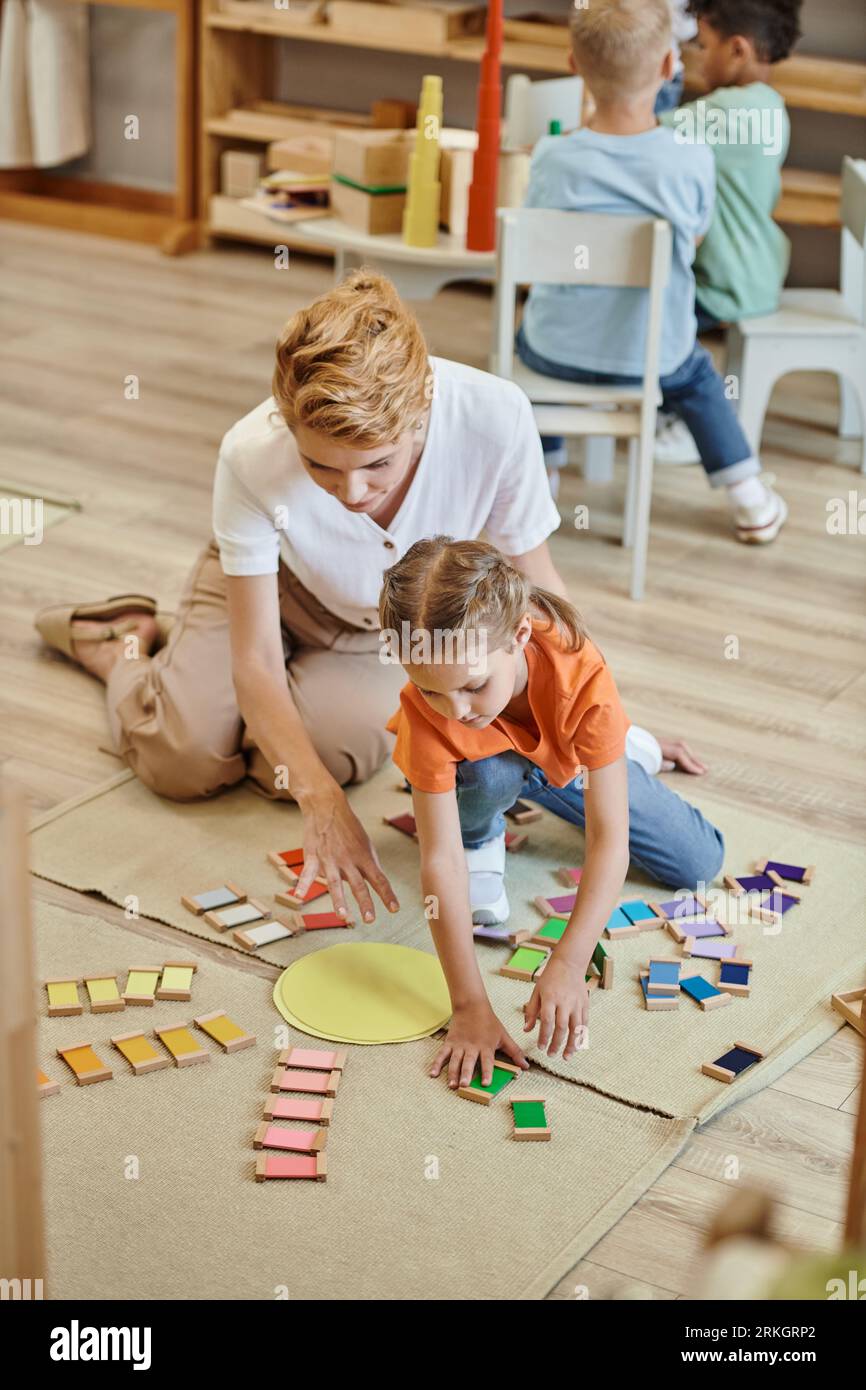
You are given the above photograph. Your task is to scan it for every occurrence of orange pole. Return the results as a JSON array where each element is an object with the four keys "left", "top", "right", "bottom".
[{"left": 466, "top": 0, "right": 503, "bottom": 252}]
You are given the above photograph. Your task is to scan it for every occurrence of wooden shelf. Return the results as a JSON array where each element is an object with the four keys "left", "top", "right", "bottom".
[
  {"left": 205, "top": 11, "right": 569, "bottom": 71},
  {"left": 0, "top": 0, "right": 197, "bottom": 254},
  {"left": 208, "top": 193, "right": 331, "bottom": 251},
  {"left": 683, "top": 48, "right": 866, "bottom": 118},
  {"left": 776, "top": 168, "right": 842, "bottom": 228}
]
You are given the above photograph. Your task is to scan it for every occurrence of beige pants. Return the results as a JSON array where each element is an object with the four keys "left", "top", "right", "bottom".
[{"left": 106, "top": 541, "right": 405, "bottom": 801}]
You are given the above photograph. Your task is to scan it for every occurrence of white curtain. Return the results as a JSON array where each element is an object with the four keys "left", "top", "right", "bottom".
[{"left": 0, "top": 0, "right": 91, "bottom": 168}]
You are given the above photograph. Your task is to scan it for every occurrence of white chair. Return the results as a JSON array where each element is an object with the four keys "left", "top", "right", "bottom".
[
  {"left": 728, "top": 157, "right": 866, "bottom": 471},
  {"left": 493, "top": 207, "right": 672, "bottom": 601}
]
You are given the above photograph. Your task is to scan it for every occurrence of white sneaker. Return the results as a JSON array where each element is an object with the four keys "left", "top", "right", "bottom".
[
  {"left": 654, "top": 416, "right": 701, "bottom": 466},
  {"left": 465, "top": 832, "right": 510, "bottom": 926},
  {"left": 733, "top": 481, "right": 788, "bottom": 545}
]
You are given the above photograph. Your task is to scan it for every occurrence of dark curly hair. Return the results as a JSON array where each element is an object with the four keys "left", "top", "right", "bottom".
[{"left": 688, "top": 0, "right": 802, "bottom": 63}]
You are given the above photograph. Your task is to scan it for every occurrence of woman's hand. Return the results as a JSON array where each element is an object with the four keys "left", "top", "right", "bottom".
[
  {"left": 429, "top": 1001, "right": 529, "bottom": 1090},
  {"left": 292, "top": 780, "right": 400, "bottom": 924},
  {"left": 523, "top": 956, "right": 590, "bottom": 1060}
]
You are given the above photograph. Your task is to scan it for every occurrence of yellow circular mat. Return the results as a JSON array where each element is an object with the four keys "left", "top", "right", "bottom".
[{"left": 273, "top": 942, "right": 452, "bottom": 1045}]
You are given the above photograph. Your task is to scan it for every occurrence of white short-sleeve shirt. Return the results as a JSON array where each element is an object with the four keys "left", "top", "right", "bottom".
[{"left": 212, "top": 356, "right": 561, "bottom": 630}]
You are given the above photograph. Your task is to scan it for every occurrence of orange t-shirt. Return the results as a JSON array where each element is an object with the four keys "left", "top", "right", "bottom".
[{"left": 385, "top": 618, "right": 630, "bottom": 794}]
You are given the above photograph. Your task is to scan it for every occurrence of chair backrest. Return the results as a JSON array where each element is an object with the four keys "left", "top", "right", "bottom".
[
  {"left": 841, "top": 156, "right": 866, "bottom": 248},
  {"left": 494, "top": 207, "right": 673, "bottom": 397},
  {"left": 840, "top": 157, "right": 866, "bottom": 328}
]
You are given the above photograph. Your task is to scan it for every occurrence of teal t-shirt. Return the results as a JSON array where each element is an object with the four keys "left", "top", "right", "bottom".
[{"left": 661, "top": 82, "right": 791, "bottom": 321}]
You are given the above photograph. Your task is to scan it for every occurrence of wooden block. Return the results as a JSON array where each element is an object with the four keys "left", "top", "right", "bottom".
[
  {"left": 647, "top": 958, "right": 681, "bottom": 995},
  {"left": 384, "top": 813, "right": 418, "bottom": 839},
  {"left": 511, "top": 1095, "right": 550, "bottom": 1141},
  {"left": 203, "top": 898, "right": 271, "bottom": 932},
  {"left": 56, "top": 1042, "right": 113, "bottom": 1086},
  {"left": 557, "top": 867, "right": 583, "bottom": 887},
  {"left": 193, "top": 1011, "right": 257, "bottom": 1053},
  {"left": 679, "top": 975, "right": 732, "bottom": 1012},
  {"left": 370, "top": 97, "right": 417, "bottom": 128},
  {"left": 601, "top": 955, "right": 614, "bottom": 990},
  {"left": 233, "top": 920, "right": 296, "bottom": 950},
  {"left": 648, "top": 894, "right": 709, "bottom": 921},
  {"left": 270, "top": 1067, "right": 341, "bottom": 1097},
  {"left": 268, "top": 847, "right": 306, "bottom": 872},
  {"left": 505, "top": 798, "right": 542, "bottom": 825},
  {"left": 605, "top": 914, "right": 641, "bottom": 940},
  {"left": 110, "top": 1030, "right": 172, "bottom": 1075},
  {"left": 328, "top": 0, "right": 485, "bottom": 47},
  {"left": 638, "top": 971, "right": 679, "bottom": 1011},
  {"left": 263, "top": 1095, "right": 334, "bottom": 1126},
  {"left": 831, "top": 987, "right": 866, "bottom": 1038},
  {"left": 702, "top": 1042, "right": 765, "bottom": 1084},
  {"left": 253, "top": 1122, "right": 328, "bottom": 1153},
  {"left": 220, "top": 148, "right": 264, "bottom": 199},
  {"left": 301, "top": 911, "right": 355, "bottom": 931},
  {"left": 755, "top": 859, "right": 815, "bottom": 885},
  {"left": 718, "top": 959, "right": 753, "bottom": 997},
  {"left": 748, "top": 889, "right": 801, "bottom": 925},
  {"left": 156, "top": 961, "right": 197, "bottom": 1001},
  {"left": 181, "top": 882, "right": 246, "bottom": 916},
  {"left": 620, "top": 899, "right": 664, "bottom": 927},
  {"left": 83, "top": 974, "right": 125, "bottom": 1014},
  {"left": 530, "top": 917, "right": 568, "bottom": 949},
  {"left": 723, "top": 873, "right": 777, "bottom": 896},
  {"left": 332, "top": 126, "right": 412, "bottom": 186},
  {"left": 278, "top": 1047, "right": 347, "bottom": 1072},
  {"left": 473, "top": 923, "right": 532, "bottom": 945},
  {"left": 122, "top": 967, "right": 161, "bottom": 1006},
  {"left": 505, "top": 831, "right": 528, "bottom": 853},
  {"left": 154, "top": 1025, "right": 210, "bottom": 1069},
  {"left": 330, "top": 178, "right": 406, "bottom": 235},
  {"left": 37, "top": 1069, "right": 60, "bottom": 1098},
  {"left": 255, "top": 1151, "right": 327, "bottom": 1182},
  {"left": 44, "top": 977, "right": 82, "bottom": 1017},
  {"left": 275, "top": 882, "right": 329, "bottom": 909},
  {"left": 456, "top": 1059, "right": 522, "bottom": 1105},
  {"left": 681, "top": 937, "right": 740, "bottom": 961},
  {"left": 534, "top": 892, "right": 575, "bottom": 919},
  {"left": 500, "top": 944, "right": 550, "bottom": 982},
  {"left": 665, "top": 917, "right": 728, "bottom": 944}
]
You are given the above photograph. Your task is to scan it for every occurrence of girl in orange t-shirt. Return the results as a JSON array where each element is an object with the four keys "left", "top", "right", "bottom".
[{"left": 380, "top": 535, "right": 724, "bottom": 1090}]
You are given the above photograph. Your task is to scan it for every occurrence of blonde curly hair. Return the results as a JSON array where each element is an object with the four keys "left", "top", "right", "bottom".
[{"left": 272, "top": 269, "right": 431, "bottom": 445}]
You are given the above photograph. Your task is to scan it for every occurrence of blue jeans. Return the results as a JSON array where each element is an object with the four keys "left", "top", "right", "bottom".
[
  {"left": 517, "top": 323, "right": 757, "bottom": 488},
  {"left": 695, "top": 299, "right": 724, "bottom": 334},
  {"left": 456, "top": 750, "right": 724, "bottom": 891},
  {"left": 654, "top": 72, "right": 685, "bottom": 115}
]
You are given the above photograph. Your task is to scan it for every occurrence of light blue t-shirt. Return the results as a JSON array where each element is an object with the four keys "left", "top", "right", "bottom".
[{"left": 521, "top": 126, "right": 715, "bottom": 377}]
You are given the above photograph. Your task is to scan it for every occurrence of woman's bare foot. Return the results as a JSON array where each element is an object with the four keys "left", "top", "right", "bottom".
[{"left": 70, "top": 613, "right": 160, "bottom": 685}]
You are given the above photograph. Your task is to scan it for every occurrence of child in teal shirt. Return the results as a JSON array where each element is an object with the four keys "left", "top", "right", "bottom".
[{"left": 662, "top": 0, "right": 802, "bottom": 327}]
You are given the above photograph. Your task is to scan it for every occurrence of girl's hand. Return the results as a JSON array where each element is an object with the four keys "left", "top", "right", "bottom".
[
  {"left": 292, "top": 783, "right": 399, "bottom": 924},
  {"left": 659, "top": 737, "right": 707, "bottom": 775},
  {"left": 523, "top": 956, "right": 590, "bottom": 1060},
  {"left": 430, "top": 1002, "right": 529, "bottom": 1091}
]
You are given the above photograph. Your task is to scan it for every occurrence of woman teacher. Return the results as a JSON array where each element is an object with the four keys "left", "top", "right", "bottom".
[{"left": 36, "top": 272, "right": 721, "bottom": 924}]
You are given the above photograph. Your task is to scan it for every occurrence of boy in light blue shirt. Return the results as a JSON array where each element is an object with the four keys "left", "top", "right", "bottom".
[{"left": 518, "top": 0, "right": 786, "bottom": 545}]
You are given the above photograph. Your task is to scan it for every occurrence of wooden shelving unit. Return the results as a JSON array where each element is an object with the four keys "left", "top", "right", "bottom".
[
  {"left": 200, "top": 3, "right": 866, "bottom": 247},
  {"left": 0, "top": 0, "right": 198, "bottom": 254}
]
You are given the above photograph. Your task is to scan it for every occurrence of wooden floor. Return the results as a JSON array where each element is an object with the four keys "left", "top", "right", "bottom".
[{"left": 1, "top": 221, "right": 862, "bottom": 1298}]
